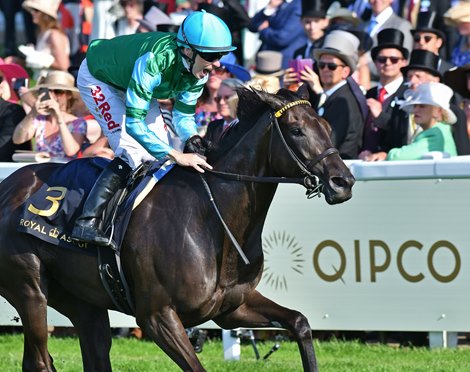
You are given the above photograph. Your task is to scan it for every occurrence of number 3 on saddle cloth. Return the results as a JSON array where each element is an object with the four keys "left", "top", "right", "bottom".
[{"left": 17, "top": 157, "right": 174, "bottom": 254}]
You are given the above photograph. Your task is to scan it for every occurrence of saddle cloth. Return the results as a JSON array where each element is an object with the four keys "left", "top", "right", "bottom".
[{"left": 17, "top": 157, "right": 174, "bottom": 253}]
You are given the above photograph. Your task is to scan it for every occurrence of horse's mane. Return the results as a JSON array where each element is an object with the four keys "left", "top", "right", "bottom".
[{"left": 207, "top": 88, "right": 301, "bottom": 160}]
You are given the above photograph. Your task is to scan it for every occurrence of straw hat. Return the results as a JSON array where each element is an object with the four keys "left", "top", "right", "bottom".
[
  {"left": 23, "top": 0, "right": 60, "bottom": 19},
  {"left": 443, "top": 1, "right": 470, "bottom": 27},
  {"left": 401, "top": 82, "right": 457, "bottom": 124},
  {"left": 32, "top": 70, "right": 79, "bottom": 93},
  {"left": 314, "top": 30, "right": 360, "bottom": 73},
  {"left": 327, "top": 1, "right": 360, "bottom": 26}
]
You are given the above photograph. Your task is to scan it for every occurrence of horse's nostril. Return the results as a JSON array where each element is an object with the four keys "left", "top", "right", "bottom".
[{"left": 329, "top": 176, "right": 353, "bottom": 190}]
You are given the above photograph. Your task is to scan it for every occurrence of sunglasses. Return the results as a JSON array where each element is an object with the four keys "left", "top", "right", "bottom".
[
  {"left": 413, "top": 34, "right": 435, "bottom": 43},
  {"left": 376, "top": 56, "right": 403, "bottom": 64},
  {"left": 211, "top": 67, "right": 228, "bottom": 76},
  {"left": 317, "top": 62, "right": 345, "bottom": 71},
  {"left": 198, "top": 51, "right": 227, "bottom": 63},
  {"left": 214, "top": 94, "right": 234, "bottom": 103},
  {"left": 51, "top": 89, "right": 67, "bottom": 95}
]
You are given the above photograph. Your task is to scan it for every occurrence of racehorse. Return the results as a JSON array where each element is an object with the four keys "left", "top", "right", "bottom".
[{"left": 0, "top": 85, "right": 354, "bottom": 371}]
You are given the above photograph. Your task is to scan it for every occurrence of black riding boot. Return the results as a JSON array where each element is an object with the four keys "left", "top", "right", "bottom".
[{"left": 71, "top": 157, "right": 132, "bottom": 246}]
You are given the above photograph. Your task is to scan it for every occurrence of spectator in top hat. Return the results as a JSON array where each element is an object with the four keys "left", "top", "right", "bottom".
[
  {"left": 363, "top": 0, "right": 413, "bottom": 83},
  {"left": 445, "top": 63, "right": 470, "bottom": 139},
  {"left": 412, "top": 11, "right": 453, "bottom": 75},
  {"left": 310, "top": 29, "right": 365, "bottom": 159},
  {"left": 365, "top": 49, "right": 470, "bottom": 160},
  {"left": 443, "top": 1, "right": 470, "bottom": 68},
  {"left": 248, "top": 50, "right": 283, "bottom": 93},
  {"left": 283, "top": 0, "right": 329, "bottom": 92},
  {"left": 360, "top": 28, "right": 409, "bottom": 158},
  {"left": 399, "top": 0, "right": 455, "bottom": 60},
  {"left": 249, "top": 0, "right": 307, "bottom": 69},
  {"left": 325, "top": 2, "right": 373, "bottom": 90}
]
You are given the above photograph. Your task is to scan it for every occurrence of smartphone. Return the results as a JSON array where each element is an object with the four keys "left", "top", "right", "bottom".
[
  {"left": 39, "top": 87, "right": 50, "bottom": 101},
  {"left": 12, "top": 77, "right": 29, "bottom": 93},
  {"left": 288, "top": 59, "right": 314, "bottom": 81}
]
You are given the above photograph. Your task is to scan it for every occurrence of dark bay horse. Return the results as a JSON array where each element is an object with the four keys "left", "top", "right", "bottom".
[{"left": 0, "top": 85, "right": 354, "bottom": 371}]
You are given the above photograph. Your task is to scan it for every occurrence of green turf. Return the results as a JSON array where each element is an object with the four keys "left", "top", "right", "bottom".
[{"left": 1, "top": 334, "right": 469, "bottom": 371}]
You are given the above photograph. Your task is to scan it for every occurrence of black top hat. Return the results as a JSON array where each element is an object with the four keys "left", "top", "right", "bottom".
[
  {"left": 401, "top": 49, "right": 441, "bottom": 79},
  {"left": 371, "top": 28, "right": 409, "bottom": 60},
  {"left": 302, "top": 0, "right": 327, "bottom": 18},
  {"left": 444, "top": 63, "right": 470, "bottom": 99},
  {"left": 412, "top": 11, "right": 446, "bottom": 42}
]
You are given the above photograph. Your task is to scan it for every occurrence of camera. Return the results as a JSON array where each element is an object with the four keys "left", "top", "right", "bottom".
[
  {"left": 12, "top": 78, "right": 28, "bottom": 93},
  {"left": 38, "top": 87, "right": 51, "bottom": 102},
  {"left": 288, "top": 59, "right": 313, "bottom": 82}
]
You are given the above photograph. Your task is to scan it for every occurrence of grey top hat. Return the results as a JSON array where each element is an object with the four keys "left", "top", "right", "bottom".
[
  {"left": 314, "top": 30, "right": 360, "bottom": 73},
  {"left": 254, "top": 51, "right": 284, "bottom": 76}
]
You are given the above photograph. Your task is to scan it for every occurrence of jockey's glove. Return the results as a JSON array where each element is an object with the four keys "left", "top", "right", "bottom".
[{"left": 183, "top": 135, "right": 211, "bottom": 156}]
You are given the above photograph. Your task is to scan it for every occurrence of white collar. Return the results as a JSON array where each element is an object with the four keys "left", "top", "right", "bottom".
[
  {"left": 380, "top": 76, "right": 403, "bottom": 96},
  {"left": 324, "top": 80, "right": 347, "bottom": 97},
  {"left": 373, "top": 6, "right": 394, "bottom": 25}
]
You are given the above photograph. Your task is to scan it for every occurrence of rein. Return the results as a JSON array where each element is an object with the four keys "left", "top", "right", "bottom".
[{"left": 201, "top": 99, "right": 339, "bottom": 265}]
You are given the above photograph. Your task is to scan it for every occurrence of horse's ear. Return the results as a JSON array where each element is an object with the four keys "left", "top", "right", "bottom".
[
  {"left": 296, "top": 83, "right": 310, "bottom": 101},
  {"left": 251, "top": 88, "right": 285, "bottom": 111}
]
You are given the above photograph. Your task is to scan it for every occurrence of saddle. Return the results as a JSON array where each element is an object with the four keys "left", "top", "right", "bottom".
[{"left": 17, "top": 157, "right": 174, "bottom": 314}]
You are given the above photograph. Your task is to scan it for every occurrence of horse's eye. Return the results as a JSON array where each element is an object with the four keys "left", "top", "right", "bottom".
[{"left": 290, "top": 127, "right": 303, "bottom": 136}]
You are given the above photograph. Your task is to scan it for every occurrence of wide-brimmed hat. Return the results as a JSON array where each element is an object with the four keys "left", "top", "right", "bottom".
[
  {"left": 401, "top": 49, "right": 441, "bottom": 79},
  {"left": 444, "top": 63, "right": 470, "bottom": 99},
  {"left": 0, "top": 62, "right": 29, "bottom": 102},
  {"left": 254, "top": 51, "right": 284, "bottom": 76},
  {"left": 138, "top": 6, "right": 173, "bottom": 32},
  {"left": 314, "top": 30, "right": 360, "bottom": 73},
  {"left": 32, "top": 70, "right": 79, "bottom": 93},
  {"left": 23, "top": 0, "right": 60, "bottom": 19},
  {"left": 302, "top": 0, "right": 328, "bottom": 18},
  {"left": 401, "top": 82, "right": 457, "bottom": 124},
  {"left": 220, "top": 53, "right": 251, "bottom": 82},
  {"left": 444, "top": 1, "right": 470, "bottom": 27},
  {"left": 412, "top": 11, "right": 445, "bottom": 42},
  {"left": 371, "top": 28, "right": 409, "bottom": 60},
  {"left": 327, "top": 1, "right": 360, "bottom": 26}
]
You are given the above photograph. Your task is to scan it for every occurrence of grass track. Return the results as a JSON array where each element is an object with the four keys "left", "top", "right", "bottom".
[{"left": 1, "top": 334, "right": 469, "bottom": 371}]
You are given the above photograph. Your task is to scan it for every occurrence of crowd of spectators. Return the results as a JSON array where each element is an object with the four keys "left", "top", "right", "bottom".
[{"left": 1, "top": 0, "right": 470, "bottom": 164}]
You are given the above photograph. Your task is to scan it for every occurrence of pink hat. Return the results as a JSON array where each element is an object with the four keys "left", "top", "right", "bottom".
[{"left": 0, "top": 63, "right": 30, "bottom": 102}]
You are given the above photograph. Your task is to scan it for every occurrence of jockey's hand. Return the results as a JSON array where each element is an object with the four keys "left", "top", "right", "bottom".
[
  {"left": 183, "top": 135, "right": 211, "bottom": 156},
  {"left": 168, "top": 150, "right": 213, "bottom": 173}
]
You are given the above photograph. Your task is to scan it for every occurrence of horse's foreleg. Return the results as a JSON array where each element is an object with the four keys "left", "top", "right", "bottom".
[
  {"left": 213, "top": 290, "right": 318, "bottom": 372},
  {"left": 3, "top": 274, "right": 55, "bottom": 371},
  {"left": 137, "top": 306, "right": 205, "bottom": 372},
  {"left": 48, "top": 280, "right": 112, "bottom": 372}
]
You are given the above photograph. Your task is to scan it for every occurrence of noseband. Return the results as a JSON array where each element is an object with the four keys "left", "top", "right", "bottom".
[
  {"left": 206, "top": 99, "right": 339, "bottom": 198},
  {"left": 272, "top": 100, "right": 338, "bottom": 196}
]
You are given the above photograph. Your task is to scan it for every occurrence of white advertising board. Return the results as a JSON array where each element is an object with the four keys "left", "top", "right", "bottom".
[
  {"left": 1, "top": 160, "right": 470, "bottom": 332},
  {"left": 257, "top": 179, "right": 470, "bottom": 332}
]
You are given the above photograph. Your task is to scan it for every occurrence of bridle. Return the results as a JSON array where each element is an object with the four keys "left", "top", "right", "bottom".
[
  {"left": 205, "top": 99, "right": 339, "bottom": 198},
  {"left": 200, "top": 99, "right": 339, "bottom": 265}
]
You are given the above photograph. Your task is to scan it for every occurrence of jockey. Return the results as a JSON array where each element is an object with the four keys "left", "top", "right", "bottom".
[{"left": 71, "top": 11, "right": 236, "bottom": 247}]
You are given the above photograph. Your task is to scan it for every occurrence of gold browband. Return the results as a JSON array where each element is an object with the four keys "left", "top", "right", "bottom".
[{"left": 274, "top": 100, "right": 312, "bottom": 118}]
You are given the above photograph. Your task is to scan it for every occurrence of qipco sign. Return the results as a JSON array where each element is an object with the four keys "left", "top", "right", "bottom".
[{"left": 313, "top": 240, "right": 461, "bottom": 283}]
